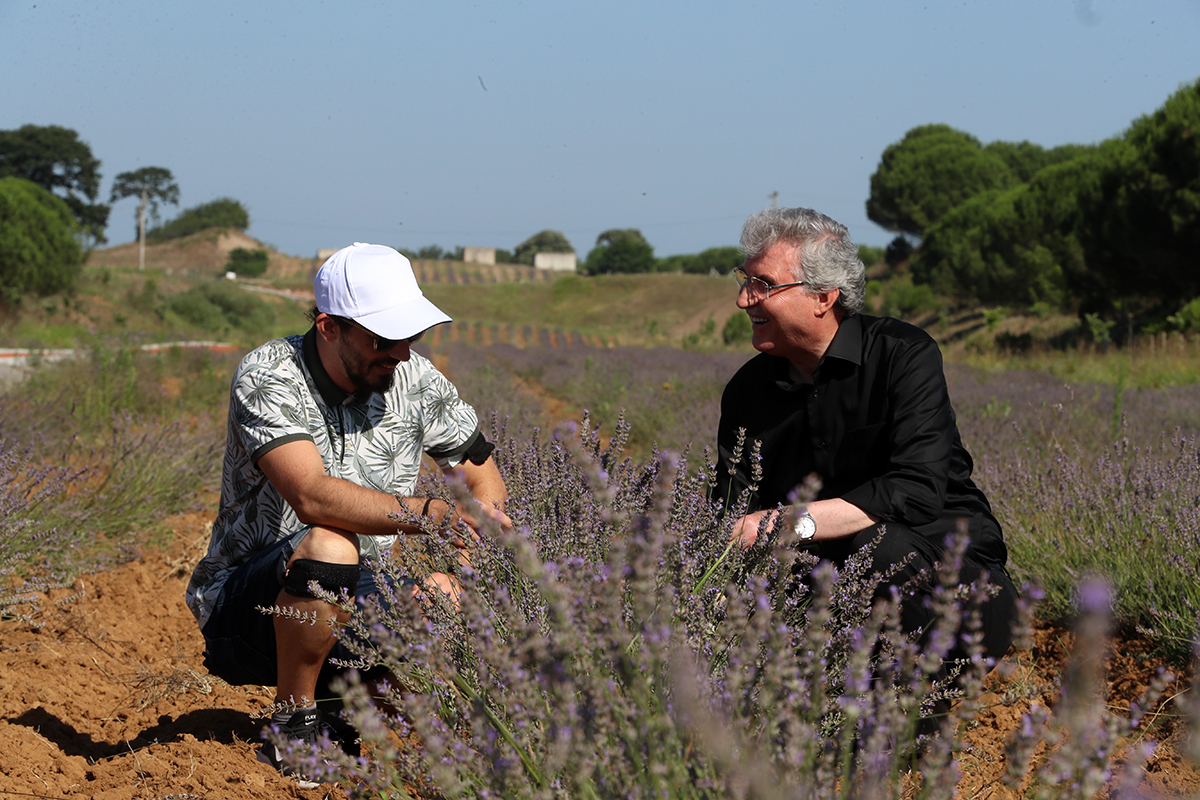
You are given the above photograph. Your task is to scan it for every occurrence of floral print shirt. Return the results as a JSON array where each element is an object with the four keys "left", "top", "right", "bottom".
[{"left": 186, "top": 328, "right": 481, "bottom": 628}]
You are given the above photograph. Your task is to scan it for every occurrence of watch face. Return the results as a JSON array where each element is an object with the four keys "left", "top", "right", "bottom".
[{"left": 796, "top": 513, "right": 816, "bottom": 540}]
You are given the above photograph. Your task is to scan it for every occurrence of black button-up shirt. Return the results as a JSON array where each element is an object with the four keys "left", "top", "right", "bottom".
[{"left": 715, "top": 313, "right": 1006, "bottom": 565}]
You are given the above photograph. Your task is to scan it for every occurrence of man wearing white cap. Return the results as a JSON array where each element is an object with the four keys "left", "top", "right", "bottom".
[{"left": 186, "top": 243, "right": 509, "bottom": 786}]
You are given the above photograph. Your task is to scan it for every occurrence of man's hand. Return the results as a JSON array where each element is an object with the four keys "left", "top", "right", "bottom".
[
  {"left": 457, "top": 503, "right": 514, "bottom": 535},
  {"left": 730, "top": 508, "right": 782, "bottom": 550}
]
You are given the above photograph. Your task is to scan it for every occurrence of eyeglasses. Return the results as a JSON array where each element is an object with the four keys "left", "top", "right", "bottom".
[
  {"left": 344, "top": 318, "right": 425, "bottom": 351},
  {"left": 733, "top": 267, "right": 807, "bottom": 302}
]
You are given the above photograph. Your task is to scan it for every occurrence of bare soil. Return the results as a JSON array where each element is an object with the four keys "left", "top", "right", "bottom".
[{"left": 3, "top": 502, "right": 1197, "bottom": 798}]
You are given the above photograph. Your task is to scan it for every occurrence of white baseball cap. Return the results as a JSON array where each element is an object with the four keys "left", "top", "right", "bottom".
[{"left": 314, "top": 243, "right": 451, "bottom": 339}]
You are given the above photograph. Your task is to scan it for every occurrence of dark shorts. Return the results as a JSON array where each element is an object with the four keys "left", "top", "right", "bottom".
[{"left": 200, "top": 534, "right": 409, "bottom": 688}]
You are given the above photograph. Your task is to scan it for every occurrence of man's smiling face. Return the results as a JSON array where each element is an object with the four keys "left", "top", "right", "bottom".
[{"left": 736, "top": 241, "right": 826, "bottom": 365}]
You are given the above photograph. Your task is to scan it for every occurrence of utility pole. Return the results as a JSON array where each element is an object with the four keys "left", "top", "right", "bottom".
[{"left": 770, "top": 191, "right": 779, "bottom": 209}]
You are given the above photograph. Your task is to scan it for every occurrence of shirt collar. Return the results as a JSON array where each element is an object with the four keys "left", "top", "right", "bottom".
[
  {"left": 301, "top": 326, "right": 370, "bottom": 407},
  {"left": 822, "top": 313, "right": 863, "bottom": 366},
  {"left": 768, "top": 314, "right": 864, "bottom": 390}
]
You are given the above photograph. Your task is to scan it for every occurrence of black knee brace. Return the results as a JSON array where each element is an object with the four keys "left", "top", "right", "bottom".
[{"left": 282, "top": 559, "right": 361, "bottom": 599}]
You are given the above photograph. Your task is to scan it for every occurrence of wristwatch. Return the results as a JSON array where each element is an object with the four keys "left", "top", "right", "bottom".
[{"left": 794, "top": 509, "right": 817, "bottom": 541}]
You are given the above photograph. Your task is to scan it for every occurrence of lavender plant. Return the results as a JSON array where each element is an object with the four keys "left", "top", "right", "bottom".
[
  {"left": 0, "top": 338, "right": 226, "bottom": 618},
  {"left": 256, "top": 413, "right": 1184, "bottom": 800},
  {"left": 434, "top": 342, "right": 749, "bottom": 457},
  {"left": 0, "top": 433, "right": 86, "bottom": 622},
  {"left": 980, "top": 424, "right": 1200, "bottom": 662}
]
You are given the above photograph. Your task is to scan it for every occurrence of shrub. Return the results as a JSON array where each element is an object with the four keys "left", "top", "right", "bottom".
[
  {"left": 226, "top": 247, "right": 269, "bottom": 277},
  {"left": 168, "top": 280, "right": 276, "bottom": 332},
  {"left": 878, "top": 275, "right": 940, "bottom": 320},
  {"left": 858, "top": 244, "right": 886, "bottom": 268},
  {"left": 0, "top": 339, "right": 227, "bottom": 618},
  {"left": 0, "top": 433, "right": 86, "bottom": 622},
  {"left": 0, "top": 176, "right": 84, "bottom": 302},
  {"left": 1167, "top": 296, "right": 1200, "bottom": 332},
  {"left": 722, "top": 310, "right": 752, "bottom": 345},
  {"left": 146, "top": 197, "right": 249, "bottom": 242}
]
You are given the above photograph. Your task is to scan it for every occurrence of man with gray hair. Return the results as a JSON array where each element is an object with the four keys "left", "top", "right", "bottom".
[{"left": 715, "top": 207, "right": 1017, "bottom": 674}]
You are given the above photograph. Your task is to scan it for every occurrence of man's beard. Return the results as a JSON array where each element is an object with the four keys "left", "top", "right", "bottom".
[{"left": 337, "top": 341, "right": 396, "bottom": 394}]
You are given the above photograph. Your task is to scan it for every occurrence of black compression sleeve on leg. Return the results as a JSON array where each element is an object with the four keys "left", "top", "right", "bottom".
[{"left": 282, "top": 559, "right": 361, "bottom": 599}]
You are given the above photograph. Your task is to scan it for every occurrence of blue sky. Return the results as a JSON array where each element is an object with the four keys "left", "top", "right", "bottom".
[{"left": 3, "top": 0, "right": 1198, "bottom": 259}]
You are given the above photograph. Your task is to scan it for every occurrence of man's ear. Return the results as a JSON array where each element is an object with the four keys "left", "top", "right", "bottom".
[
  {"left": 314, "top": 312, "right": 341, "bottom": 342},
  {"left": 812, "top": 288, "right": 841, "bottom": 316}
]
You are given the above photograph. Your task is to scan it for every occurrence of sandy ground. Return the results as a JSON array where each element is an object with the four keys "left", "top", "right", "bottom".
[
  {"left": 0, "top": 509, "right": 345, "bottom": 800},
  {"left": 1, "top": 506, "right": 1197, "bottom": 800}
]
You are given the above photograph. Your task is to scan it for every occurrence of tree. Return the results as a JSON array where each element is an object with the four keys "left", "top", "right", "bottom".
[
  {"left": 690, "top": 246, "right": 742, "bottom": 275},
  {"left": 513, "top": 229, "right": 574, "bottom": 266},
  {"left": 866, "top": 124, "right": 1016, "bottom": 238},
  {"left": 1074, "top": 78, "right": 1200, "bottom": 318},
  {"left": 914, "top": 156, "right": 1093, "bottom": 309},
  {"left": 146, "top": 197, "right": 250, "bottom": 242},
  {"left": 0, "top": 177, "right": 84, "bottom": 302},
  {"left": 0, "top": 124, "right": 109, "bottom": 246},
  {"left": 984, "top": 140, "right": 1095, "bottom": 183},
  {"left": 584, "top": 229, "right": 655, "bottom": 275},
  {"left": 110, "top": 167, "right": 180, "bottom": 271}
]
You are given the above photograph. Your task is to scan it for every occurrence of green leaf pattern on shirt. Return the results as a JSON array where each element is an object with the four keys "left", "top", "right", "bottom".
[{"left": 185, "top": 334, "right": 480, "bottom": 628}]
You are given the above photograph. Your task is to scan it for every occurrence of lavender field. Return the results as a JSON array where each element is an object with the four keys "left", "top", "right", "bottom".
[
  {"left": 4, "top": 336, "right": 1200, "bottom": 797},
  {"left": 432, "top": 341, "right": 1200, "bottom": 663}
]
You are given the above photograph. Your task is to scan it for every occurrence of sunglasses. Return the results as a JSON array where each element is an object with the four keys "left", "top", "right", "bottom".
[{"left": 343, "top": 318, "right": 425, "bottom": 351}]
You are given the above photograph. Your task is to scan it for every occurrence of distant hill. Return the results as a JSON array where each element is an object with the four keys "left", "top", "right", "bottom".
[{"left": 86, "top": 229, "right": 312, "bottom": 279}]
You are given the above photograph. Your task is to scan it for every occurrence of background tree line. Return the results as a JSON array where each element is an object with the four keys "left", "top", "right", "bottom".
[
  {"left": 0, "top": 123, "right": 251, "bottom": 301},
  {"left": 868, "top": 77, "right": 1200, "bottom": 336}
]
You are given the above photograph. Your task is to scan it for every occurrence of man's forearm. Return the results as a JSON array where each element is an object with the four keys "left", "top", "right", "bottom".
[{"left": 289, "top": 473, "right": 458, "bottom": 537}]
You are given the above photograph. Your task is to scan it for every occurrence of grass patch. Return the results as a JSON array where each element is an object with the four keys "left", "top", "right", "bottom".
[
  {"left": 0, "top": 339, "right": 230, "bottom": 615},
  {"left": 425, "top": 272, "right": 737, "bottom": 345}
]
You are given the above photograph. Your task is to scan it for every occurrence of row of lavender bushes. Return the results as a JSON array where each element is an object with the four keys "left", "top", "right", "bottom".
[
  {"left": 277, "top": 412, "right": 1191, "bottom": 798},
  {"left": 443, "top": 343, "right": 1200, "bottom": 663},
  {"left": 0, "top": 338, "right": 228, "bottom": 622}
]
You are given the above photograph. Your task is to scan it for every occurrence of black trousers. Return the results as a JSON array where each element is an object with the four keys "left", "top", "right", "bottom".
[{"left": 803, "top": 522, "right": 1018, "bottom": 666}]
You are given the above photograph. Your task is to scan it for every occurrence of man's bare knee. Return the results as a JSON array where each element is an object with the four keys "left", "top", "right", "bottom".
[{"left": 291, "top": 525, "right": 359, "bottom": 566}]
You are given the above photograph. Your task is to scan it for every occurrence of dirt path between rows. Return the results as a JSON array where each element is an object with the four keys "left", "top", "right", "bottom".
[{"left": 1, "top": 503, "right": 1197, "bottom": 799}]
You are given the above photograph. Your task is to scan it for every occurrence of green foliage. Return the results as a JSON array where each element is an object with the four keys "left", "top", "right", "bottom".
[
  {"left": 167, "top": 279, "right": 276, "bottom": 332},
  {"left": 906, "top": 80, "right": 1200, "bottom": 320},
  {"left": 416, "top": 244, "right": 448, "bottom": 260},
  {"left": 1074, "top": 78, "right": 1200, "bottom": 317},
  {"left": 857, "top": 244, "right": 885, "bottom": 268},
  {"left": 512, "top": 229, "right": 574, "bottom": 266},
  {"left": 884, "top": 236, "right": 913, "bottom": 268},
  {"left": 866, "top": 124, "right": 1017, "bottom": 238},
  {"left": 146, "top": 197, "right": 249, "bottom": 243},
  {"left": 722, "top": 310, "right": 752, "bottom": 344},
  {"left": 0, "top": 177, "right": 84, "bottom": 302},
  {"left": 226, "top": 247, "right": 269, "bottom": 277},
  {"left": 584, "top": 228, "right": 655, "bottom": 275},
  {"left": 876, "top": 274, "right": 940, "bottom": 320},
  {"left": 984, "top": 139, "right": 1094, "bottom": 182},
  {"left": 109, "top": 166, "right": 180, "bottom": 234},
  {"left": 1084, "top": 313, "right": 1115, "bottom": 347},
  {"left": 0, "top": 124, "right": 109, "bottom": 245},
  {"left": 914, "top": 157, "right": 1089, "bottom": 309},
  {"left": 1, "top": 339, "right": 227, "bottom": 566},
  {"left": 1167, "top": 296, "right": 1200, "bottom": 332},
  {"left": 659, "top": 246, "right": 743, "bottom": 275}
]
